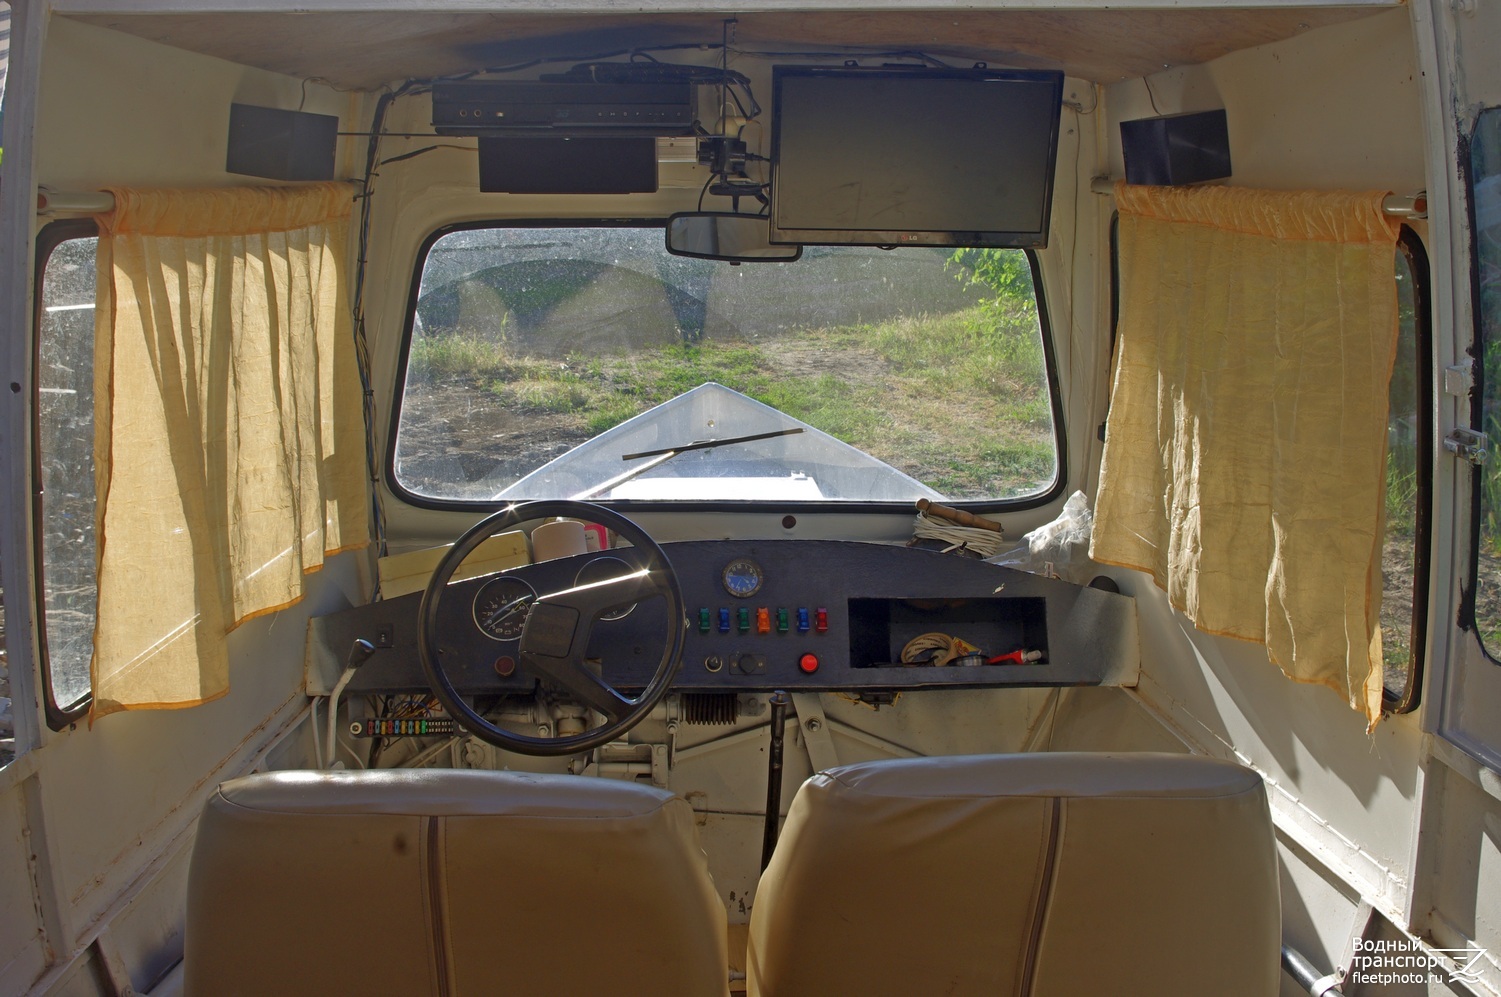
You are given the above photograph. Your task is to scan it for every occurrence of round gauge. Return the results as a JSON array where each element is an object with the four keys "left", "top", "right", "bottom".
[
  {"left": 574, "top": 556, "right": 637, "bottom": 621},
  {"left": 722, "top": 558, "right": 764, "bottom": 599},
  {"left": 472, "top": 577, "right": 537, "bottom": 641}
]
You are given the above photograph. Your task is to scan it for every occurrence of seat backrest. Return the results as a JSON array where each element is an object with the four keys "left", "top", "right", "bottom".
[
  {"left": 748, "top": 752, "right": 1279, "bottom": 997},
  {"left": 186, "top": 768, "right": 727, "bottom": 997}
]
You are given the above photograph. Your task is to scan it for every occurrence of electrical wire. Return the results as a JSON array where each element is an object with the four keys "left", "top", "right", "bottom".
[
  {"left": 325, "top": 667, "right": 360, "bottom": 770},
  {"left": 378, "top": 143, "right": 474, "bottom": 167},
  {"left": 1143, "top": 75, "right": 1164, "bottom": 115},
  {"left": 404, "top": 736, "right": 463, "bottom": 769},
  {"left": 308, "top": 697, "right": 324, "bottom": 769},
  {"left": 730, "top": 47, "right": 954, "bottom": 69},
  {"left": 350, "top": 86, "right": 410, "bottom": 582}
]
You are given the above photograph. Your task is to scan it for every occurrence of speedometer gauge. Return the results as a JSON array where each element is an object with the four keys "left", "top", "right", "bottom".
[
  {"left": 722, "top": 558, "right": 764, "bottom": 598},
  {"left": 472, "top": 577, "right": 536, "bottom": 641}
]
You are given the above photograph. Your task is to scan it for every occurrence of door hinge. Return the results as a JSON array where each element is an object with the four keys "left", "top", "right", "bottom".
[{"left": 1445, "top": 428, "right": 1490, "bottom": 465}]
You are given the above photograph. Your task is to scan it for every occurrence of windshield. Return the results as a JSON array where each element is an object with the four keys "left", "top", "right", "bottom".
[{"left": 392, "top": 225, "right": 1059, "bottom": 505}]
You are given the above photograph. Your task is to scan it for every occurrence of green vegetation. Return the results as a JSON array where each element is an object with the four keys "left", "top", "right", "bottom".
[{"left": 406, "top": 291, "right": 1055, "bottom": 499}]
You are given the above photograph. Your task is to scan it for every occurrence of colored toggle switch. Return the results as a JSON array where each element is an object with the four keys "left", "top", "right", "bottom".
[
  {"left": 719, "top": 608, "right": 732, "bottom": 633},
  {"left": 797, "top": 607, "right": 811, "bottom": 633},
  {"left": 777, "top": 607, "right": 790, "bottom": 633},
  {"left": 737, "top": 607, "right": 751, "bottom": 633},
  {"left": 756, "top": 607, "right": 772, "bottom": 634},
  {"left": 698, "top": 608, "right": 712, "bottom": 633},
  {"left": 815, "top": 607, "right": 829, "bottom": 633}
]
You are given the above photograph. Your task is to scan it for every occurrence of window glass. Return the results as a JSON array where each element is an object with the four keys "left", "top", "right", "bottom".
[
  {"left": 393, "top": 226, "right": 1060, "bottom": 505},
  {"left": 1, "top": 3, "right": 12, "bottom": 759},
  {"left": 37, "top": 234, "right": 98, "bottom": 714},
  {"left": 1381, "top": 242, "right": 1426, "bottom": 704},
  {"left": 1471, "top": 108, "right": 1501, "bottom": 656}
]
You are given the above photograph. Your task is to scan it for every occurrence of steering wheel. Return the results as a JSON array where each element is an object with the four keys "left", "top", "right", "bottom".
[{"left": 417, "top": 500, "right": 686, "bottom": 756}]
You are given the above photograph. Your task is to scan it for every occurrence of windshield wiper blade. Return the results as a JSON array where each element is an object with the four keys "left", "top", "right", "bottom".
[
  {"left": 619, "top": 427, "right": 804, "bottom": 462},
  {"left": 571, "top": 427, "right": 806, "bottom": 500}
]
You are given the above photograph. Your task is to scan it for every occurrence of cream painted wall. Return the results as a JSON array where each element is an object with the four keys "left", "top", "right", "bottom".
[
  {"left": 36, "top": 15, "right": 355, "bottom": 190},
  {"left": 1104, "top": 7, "right": 1425, "bottom": 195},
  {"left": 7, "top": 16, "right": 374, "bottom": 993},
  {"left": 1095, "top": 0, "right": 1434, "bottom": 950}
]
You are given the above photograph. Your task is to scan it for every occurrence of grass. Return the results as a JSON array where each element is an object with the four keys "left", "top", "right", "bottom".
[{"left": 405, "top": 300, "right": 1055, "bottom": 499}]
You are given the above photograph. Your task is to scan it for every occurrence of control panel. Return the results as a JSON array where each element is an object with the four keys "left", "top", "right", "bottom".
[{"left": 317, "top": 539, "right": 1138, "bottom": 697}]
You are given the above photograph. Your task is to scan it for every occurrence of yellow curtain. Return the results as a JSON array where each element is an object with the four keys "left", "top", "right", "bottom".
[
  {"left": 91, "top": 184, "right": 369, "bottom": 718},
  {"left": 1092, "top": 182, "right": 1400, "bottom": 729}
]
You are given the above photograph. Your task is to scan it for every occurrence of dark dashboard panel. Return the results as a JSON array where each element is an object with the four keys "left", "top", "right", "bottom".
[{"left": 317, "top": 540, "right": 1138, "bottom": 696}]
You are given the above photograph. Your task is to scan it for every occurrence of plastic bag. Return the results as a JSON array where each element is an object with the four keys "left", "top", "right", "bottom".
[{"left": 988, "top": 490, "right": 1096, "bottom": 584}]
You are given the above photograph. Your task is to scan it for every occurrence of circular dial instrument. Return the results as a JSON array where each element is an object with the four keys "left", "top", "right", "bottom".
[
  {"left": 574, "top": 556, "right": 638, "bottom": 621},
  {"left": 721, "top": 558, "right": 764, "bottom": 599},
  {"left": 472, "top": 576, "right": 537, "bottom": 641}
]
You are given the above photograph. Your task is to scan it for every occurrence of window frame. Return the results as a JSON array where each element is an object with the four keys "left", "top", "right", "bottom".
[
  {"left": 32, "top": 218, "right": 99, "bottom": 728},
  {"left": 1466, "top": 105, "right": 1501, "bottom": 674},
  {"left": 384, "top": 218, "right": 1069, "bottom": 515},
  {"left": 1385, "top": 226, "right": 1431, "bottom": 715}
]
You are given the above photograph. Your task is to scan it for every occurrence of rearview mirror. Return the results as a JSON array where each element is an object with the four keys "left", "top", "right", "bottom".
[{"left": 665, "top": 213, "right": 802, "bottom": 263}]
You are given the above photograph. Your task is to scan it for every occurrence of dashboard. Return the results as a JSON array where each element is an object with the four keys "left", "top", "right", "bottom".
[{"left": 314, "top": 540, "right": 1139, "bottom": 697}]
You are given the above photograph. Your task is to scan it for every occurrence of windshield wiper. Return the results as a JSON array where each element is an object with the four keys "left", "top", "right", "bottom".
[
  {"left": 571, "top": 427, "right": 805, "bottom": 500},
  {"left": 619, "top": 427, "right": 804, "bottom": 461}
]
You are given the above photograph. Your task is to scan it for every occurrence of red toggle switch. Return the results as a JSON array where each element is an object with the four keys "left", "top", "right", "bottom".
[
  {"left": 799, "top": 653, "right": 820, "bottom": 674},
  {"left": 815, "top": 607, "right": 829, "bottom": 633}
]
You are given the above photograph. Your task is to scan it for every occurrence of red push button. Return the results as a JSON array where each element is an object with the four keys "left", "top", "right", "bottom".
[{"left": 799, "top": 653, "right": 820, "bottom": 674}]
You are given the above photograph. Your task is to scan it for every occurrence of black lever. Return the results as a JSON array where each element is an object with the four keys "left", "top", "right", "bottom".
[
  {"left": 761, "top": 691, "right": 791, "bottom": 871},
  {"left": 347, "top": 638, "right": 376, "bottom": 670}
]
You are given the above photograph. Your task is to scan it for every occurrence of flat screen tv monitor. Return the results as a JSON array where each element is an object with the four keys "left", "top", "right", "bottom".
[{"left": 770, "top": 67, "right": 1065, "bottom": 248}]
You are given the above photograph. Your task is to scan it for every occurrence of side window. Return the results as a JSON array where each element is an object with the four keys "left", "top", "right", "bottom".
[
  {"left": 35, "top": 225, "right": 99, "bottom": 724},
  {"left": 1382, "top": 233, "right": 1430, "bottom": 711},
  {"left": 1470, "top": 108, "right": 1501, "bottom": 662}
]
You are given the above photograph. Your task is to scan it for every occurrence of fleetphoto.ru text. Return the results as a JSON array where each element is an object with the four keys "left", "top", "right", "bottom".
[{"left": 1349, "top": 938, "right": 1489, "bottom": 988}]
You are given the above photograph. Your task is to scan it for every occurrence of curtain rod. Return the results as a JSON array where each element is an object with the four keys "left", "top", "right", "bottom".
[
  {"left": 1087, "top": 177, "right": 1427, "bottom": 218},
  {"left": 36, "top": 190, "right": 116, "bottom": 215}
]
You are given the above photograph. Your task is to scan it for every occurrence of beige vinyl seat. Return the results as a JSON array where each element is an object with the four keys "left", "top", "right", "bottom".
[
  {"left": 185, "top": 768, "right": 728, "bottom": 996},
  {"left": 748, "top": 752, "right": 1280, "bottom": 997}
]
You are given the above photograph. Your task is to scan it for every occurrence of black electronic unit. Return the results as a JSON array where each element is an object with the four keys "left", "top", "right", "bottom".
[
  {"left": 477, "top": 137, "right": 658, "bottom": 194},
  {"left": 226, "top": 103, "right": 338, "bottom": 182},
  {"left": 1120, "top": 108, "right": 1232, "bottom": 186},
  {"left": 433, "top": 81, "right": 696, "bottom": 136},
  {"left": 770, "top": 66, "right": 1064, "bottom": 248}
]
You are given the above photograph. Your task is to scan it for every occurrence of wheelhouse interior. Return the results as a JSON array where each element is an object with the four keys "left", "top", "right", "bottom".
[{"left": 2, "top": 0, "right": 1501, "bottom": 994}]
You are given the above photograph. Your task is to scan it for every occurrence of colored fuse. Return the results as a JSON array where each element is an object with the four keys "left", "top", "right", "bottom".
[
  {"left": 737, "top": 607, "right": 752, "bottom": 633},
  {"left": 719, "top": 608, "right": 732, "bottom": 633},
  {"left": 797, "top": 607, "right": 811, "bottom": 632},
  {"left": 777, "top": 608, "right": 790, "bottom": 633},
  {"left": 355, "top": 718, "right": 460, "bottom": 738}
]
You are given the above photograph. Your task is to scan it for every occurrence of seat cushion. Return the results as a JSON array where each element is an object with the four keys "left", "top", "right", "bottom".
[
  {"left": 186, "top": 768, "right": 727, "bottom": 996},
  {"left": 747, "top": 752, "right": 1279, "bottom": 997}
]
